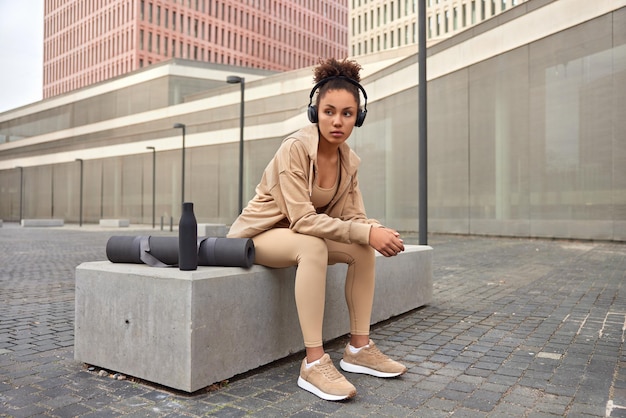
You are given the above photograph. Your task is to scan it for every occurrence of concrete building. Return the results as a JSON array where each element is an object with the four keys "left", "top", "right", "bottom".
[
  {"left": 2, "top": 0, "right": 625, "bottom": 242},
  {"left": 349, "top": 0, "right": 529, "bottom": 56},
  {"left": 44, "top": 0, "right": 348, "bottom": 98}
]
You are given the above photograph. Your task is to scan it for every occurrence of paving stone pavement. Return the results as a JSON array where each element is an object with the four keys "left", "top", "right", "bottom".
[{"left": 1, "top": 222, "right": 625, "bottom": 417}]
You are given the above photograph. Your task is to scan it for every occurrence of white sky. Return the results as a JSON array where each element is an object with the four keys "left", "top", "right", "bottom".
[{"left": 0, "top": 0, "right": 44, "bottom": 113}]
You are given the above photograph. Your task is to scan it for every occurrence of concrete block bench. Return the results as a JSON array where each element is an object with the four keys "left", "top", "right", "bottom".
[
  {"left": 99, "top": 219, "right": 130, "bottom": 227},
  {"left": 74, "top": 245, "right": 432, "bottom": 392},
  {"left": 197, "top": 223, "right": 228, "bottom": 237},
  {"left": 21, "top": 219, "right": 64, "bottom": 227}
]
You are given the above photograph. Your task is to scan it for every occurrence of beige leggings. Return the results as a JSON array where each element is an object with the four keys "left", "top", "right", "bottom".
[{"left": 252, "top": 228, "right": 375, "bottom": 347}]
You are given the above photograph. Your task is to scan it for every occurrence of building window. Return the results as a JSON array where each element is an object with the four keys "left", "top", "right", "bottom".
[
  {"left": 471, "top": 1, "right": 476, "bottom": 24},
  {"left": 428, "top": 16, "right": 432, "bottom": 38},
  {"left": 462, "top": 4, "right": 467, "bottom": 27},
  {"left": 453, "top": 7, "right": 458, "bottom": 30}
]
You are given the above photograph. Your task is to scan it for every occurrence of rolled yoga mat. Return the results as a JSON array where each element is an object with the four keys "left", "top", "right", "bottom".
[{"left": 105, "top": 236, "right": 255, "bottom": 268}]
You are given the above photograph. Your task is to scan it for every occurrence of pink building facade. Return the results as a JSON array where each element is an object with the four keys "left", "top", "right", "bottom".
[{"left": 43, "top": 0, "right": 348, "bottom": 98}]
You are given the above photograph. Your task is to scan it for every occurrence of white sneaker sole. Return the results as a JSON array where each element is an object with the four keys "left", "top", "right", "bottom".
[
  {"left": 339, "top": 359, "right": 405, "bottom": 378},
  {"left": 297, "top": 376, "right": 356, "bottom": 401}
]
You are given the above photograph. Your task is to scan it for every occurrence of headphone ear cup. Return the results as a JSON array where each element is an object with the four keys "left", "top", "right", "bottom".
[
  {"left": 355, "top": 109, "right": 366, "bottom": 127},
  {"left": 307, "top": 105, "right": 318, "bottom": 124}
]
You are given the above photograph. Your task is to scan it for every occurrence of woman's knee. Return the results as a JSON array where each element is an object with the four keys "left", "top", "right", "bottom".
[{"left": 296, "top": 234, "right": 328, "bottom": 264}]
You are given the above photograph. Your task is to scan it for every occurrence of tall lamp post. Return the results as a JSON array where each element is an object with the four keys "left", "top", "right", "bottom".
[
  {"left": 75, "top": 158, "right": 83, "bottom": 227},
  {"left": 173, "top": 123, "right": 186, "bottom": 207},
  {"left": 226, "top": 75, "right": 245, "bottom": 214},
  {"left": 16, "top": 166, "right": 23, "bottom": 223},
  {"left": 418, "top": 0, "right": 428, "bottom": 245},
  {"left": 146, "top": 146, "right": 156, "bottom": 228}
]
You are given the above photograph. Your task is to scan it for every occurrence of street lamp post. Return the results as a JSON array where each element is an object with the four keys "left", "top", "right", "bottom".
[
  {"left": 75, "top": 158, "right": 83, "bottom": 227},
  {"left": 173, "top": 123, "right": 186, "bottom": 207},
  {"left": 226, "top": 75, "right": 245, "bottom": 214},
  {"left": 418, "top": 0, "right": 428, "bottom": 245},
  {"left": 146, "top": 146, "right": 156, "bottom": 228},
  {"left": 16, "top": 166, "right": 23, "bottom": 222}
]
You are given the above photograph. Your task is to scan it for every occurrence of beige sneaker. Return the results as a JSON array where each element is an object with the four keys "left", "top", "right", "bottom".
[
  {"left": 340, "top": 340, "right": 407, "bottom": 378},
  {"left": 297, "top": 353, "right": 357, "bottom": 401}
]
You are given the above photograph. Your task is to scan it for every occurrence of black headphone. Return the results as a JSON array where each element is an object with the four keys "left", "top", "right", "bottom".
[{"left": 307, "top": 76, "right": 368, "bottom": 127}]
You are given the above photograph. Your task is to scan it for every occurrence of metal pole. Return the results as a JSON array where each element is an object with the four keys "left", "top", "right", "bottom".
[
  {"left": 147, "top": 146, "right": 156, "bottom": 228},
  {"left": 182, "top": 126, "right": 186, "bottom": 206},
  {"left": 227, "top": 75, "right": 245, "bottom": 215},
  {"left": 173, "top": 123, "right": 186, "bottom": 208},
  {"left": 238, "top": 79, "right": 245, "bottom": 214},
  {"left": 418, "top": 0, "right": 428, "bottom": 245},
  {"left": 17, "top": 166, "right": 23, "bottom": 222},
  {"left": 76, "top": 159, "right": 83, "bottom": 227}
]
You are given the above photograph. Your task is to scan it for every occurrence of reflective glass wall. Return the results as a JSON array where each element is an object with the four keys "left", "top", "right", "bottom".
[{"left": 425, "top": 8, "right": 626, "bottom": 241}]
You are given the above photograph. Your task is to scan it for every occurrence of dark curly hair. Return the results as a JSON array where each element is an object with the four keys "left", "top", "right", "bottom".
[{"left": 313, "top": 58, "right": 363, "bottom": 107}]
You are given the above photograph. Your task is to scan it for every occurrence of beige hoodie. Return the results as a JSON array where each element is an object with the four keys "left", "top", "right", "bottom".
[{"left": 227, "top": 124, "right": 381, "bottom": 244}]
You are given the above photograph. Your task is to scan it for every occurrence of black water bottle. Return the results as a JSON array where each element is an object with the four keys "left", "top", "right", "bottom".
[{"left": 179, "top": 202, "right": 198, "bottom": 271}]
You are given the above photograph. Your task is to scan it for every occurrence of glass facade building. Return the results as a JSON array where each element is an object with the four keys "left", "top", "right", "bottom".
[{"left": 2, "top": 0, "right": 625, "bottom": 242}]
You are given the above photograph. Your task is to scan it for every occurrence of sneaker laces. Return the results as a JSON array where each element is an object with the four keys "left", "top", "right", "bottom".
[
  {"left": 364, "top": 344, "right": 392, "bottom": 362},
  {"left": 316, "top": 361, "right": 345, "bottom": 381}
]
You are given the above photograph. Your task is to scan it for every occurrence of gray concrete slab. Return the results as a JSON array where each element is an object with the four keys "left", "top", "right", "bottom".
[
  {"left": 20, "top": 219, "right": 64, "bottom": 227},
  {"left": 1, "top": 221, "right": 625, "bottom": 417},
  {"left": 74, "top": 246, "right": 431, "bottom": 392},
  {"left": 98, "top": 219, "right": 130, "bottom": 227}
]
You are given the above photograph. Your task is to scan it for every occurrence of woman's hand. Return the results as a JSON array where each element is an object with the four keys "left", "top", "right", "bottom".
[{"left": 369, "top": 226, "right": 405, "bottom": 257}]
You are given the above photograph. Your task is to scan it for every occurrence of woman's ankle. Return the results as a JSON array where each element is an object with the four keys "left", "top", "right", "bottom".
[
  {"left": 305, "top": 346, "right": 325, "bottom": 363},
  {"left": 349, "top": 335, "right": 370, "bottom": 349}
]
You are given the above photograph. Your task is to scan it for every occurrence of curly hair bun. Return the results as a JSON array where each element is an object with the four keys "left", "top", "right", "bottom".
[{"left": 313, "top": 58, "right": 362, "bottom": 83}]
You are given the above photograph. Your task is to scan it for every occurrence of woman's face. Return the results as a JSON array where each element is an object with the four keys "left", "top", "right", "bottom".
[{"left": 317, "top": 88, "right": 358, "bottom": 147}]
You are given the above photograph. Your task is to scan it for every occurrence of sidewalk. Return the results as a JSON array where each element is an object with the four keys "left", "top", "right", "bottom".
[{"left": 1, "top": 222, "right": 625, "bottom": 417}]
